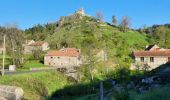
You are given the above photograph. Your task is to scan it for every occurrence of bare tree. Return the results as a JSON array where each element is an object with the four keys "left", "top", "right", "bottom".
[
  {"left": 3, "top": 24, "right": 25, "bottom": 67},
  {"left": 120, "top": 16, "right": 131, "bottom": 32},
  {"left": 96, "top": 11, "right": 104, "bottom": 22}
]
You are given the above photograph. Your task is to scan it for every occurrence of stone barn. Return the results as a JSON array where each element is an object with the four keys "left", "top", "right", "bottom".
[
  {"left": 23, "top": 40, "right": 49, "bottom": 54},
  {"left": 44, "top": 48, "right": 82, "bottom": 67}
]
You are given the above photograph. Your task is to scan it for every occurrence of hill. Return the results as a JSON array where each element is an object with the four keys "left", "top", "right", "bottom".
[{"left": 25, "top": 12, "right": 149, "bottom": 64}]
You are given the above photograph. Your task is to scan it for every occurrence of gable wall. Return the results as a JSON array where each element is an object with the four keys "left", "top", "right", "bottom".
[{"left": 133, "top": 56, "right": 169, "bottom": 70}]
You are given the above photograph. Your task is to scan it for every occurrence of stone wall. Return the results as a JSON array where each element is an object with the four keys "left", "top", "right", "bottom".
[
  {"left": 44, "top": 56, "right": 82, "bottom": 67},
  {"left": 23, "top": 43, "right": 49, "bottom": 54}
]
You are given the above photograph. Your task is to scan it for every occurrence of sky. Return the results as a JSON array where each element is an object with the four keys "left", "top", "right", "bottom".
[{"left": 0, "top": 0, "right": 169, "bottom": 30}]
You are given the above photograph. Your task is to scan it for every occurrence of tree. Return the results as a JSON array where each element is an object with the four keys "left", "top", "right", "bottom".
[
  {"left": 152, "top": 26, "right": 169, "bottom": 47},
  {"left": 142, "top": 63, "right": 150, "bottom": 73},
  {"left": 165, "top": 30, "right": 170, "bottom": 48},
  {"left": 115, "top": 66, "right": 130, "bottom": 84},
  {"left": 120, "top": 16, "right": 131, "bottom": 32},
  {"left": 2, "top": 25, "right": 24, "bottom": 67},
  {"left": 112, "top": 16, "right": 117, "bottom": 26},
  {"left": 96, "top": 11, "right": 104, "bottom": 22}
]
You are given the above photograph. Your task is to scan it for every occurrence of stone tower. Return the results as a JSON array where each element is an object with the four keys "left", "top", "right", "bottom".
[{"left": 76, "top": 8, "right": 85, "bottom": 15}]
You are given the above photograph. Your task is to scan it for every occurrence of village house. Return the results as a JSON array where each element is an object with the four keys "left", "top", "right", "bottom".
[
  {"left": 23, "top": 40, "right": 49, "bottom": 54},
  {"left": 44, "top": 48, "right": 81, "bottom": 67},
  {"left": 131, "top": 45, "right": 170, "bottom": 70}
]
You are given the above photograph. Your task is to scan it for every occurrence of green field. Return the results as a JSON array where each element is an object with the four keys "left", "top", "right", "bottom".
[
  {"left": 17, "top": 60, "right": 47, "bottom": 71},
  {"left": 0, "top": 71, "right": 69, "bottom": 100}
]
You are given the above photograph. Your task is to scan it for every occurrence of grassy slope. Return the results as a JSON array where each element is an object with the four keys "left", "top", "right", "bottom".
[
  {"left": 117, "top": 31, "right": 148, "bottom": 46},
  {"left": 0, "top": 71, "right": 69, "bottom": 100},
  {"left": 130, "top": 85, "right": 170, "bottom": 100},
  {"left": 47, "top": 16, "right": 148, "bottom": 55}
]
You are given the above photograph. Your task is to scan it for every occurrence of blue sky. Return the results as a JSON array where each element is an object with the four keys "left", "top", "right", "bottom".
[{"left": 0, "top": 0, "right": 169, "bottom": 30}]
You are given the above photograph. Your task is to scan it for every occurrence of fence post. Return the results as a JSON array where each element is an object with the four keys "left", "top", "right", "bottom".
[{"left": 99, "top": 81, "right": 104, "bottom": 100}]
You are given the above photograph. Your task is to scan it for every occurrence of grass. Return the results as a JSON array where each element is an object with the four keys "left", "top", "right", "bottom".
[
  {"left": 117, "top": 31, "right": 148, "bottom": 46},
  {"left": 17, "top": 60, "right": 47, "bottom": 71},
  {"left": 129, "top": 85, "right": 170, "bottom": 100},
  {"left": 0, "top": 54, "right": 11, "bottom": 59},
  {"left": 0, "top": 71, "right": 69, "bottom": 100},
  {"left": 23, "top": 60, "right": 46, "bottom": 68},
  {"left": 0, "top": 54, "right": 12, "bottom": 69}
]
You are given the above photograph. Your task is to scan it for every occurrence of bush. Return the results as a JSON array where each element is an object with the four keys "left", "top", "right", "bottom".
[
  {"left": 112, "top": 89, "right": 129, "bottom": 100},
  {"left": 114, "top": 66, "right": 130, "bottom": 84}
]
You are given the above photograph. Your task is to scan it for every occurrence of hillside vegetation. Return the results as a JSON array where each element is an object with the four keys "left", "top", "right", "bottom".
[{"left": 25, "top": 14, "right": 149, "bottom": 64}]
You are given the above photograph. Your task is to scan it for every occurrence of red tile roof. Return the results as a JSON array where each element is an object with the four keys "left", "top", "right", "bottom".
[
  {"left": 133, "top": 45, "right": 170, "bottom": 57},
  {"left": 29, "top": 41, "right": 47, "bottom": 46},
  {"left": 133, "top": 50, "right": 170, "bottom": 57},
  {"left": 46, "top": 48, "right": 80, "bottom": 57}
]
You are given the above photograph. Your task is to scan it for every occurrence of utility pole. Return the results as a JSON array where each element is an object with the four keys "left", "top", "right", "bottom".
[{"left": 2, "top": 35, "right": 6, "bottom": 76}]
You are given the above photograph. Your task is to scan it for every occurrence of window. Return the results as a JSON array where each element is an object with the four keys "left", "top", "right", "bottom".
[
  {"left": 150, "top": 57, "right": 154, "bottom": 62},
  {"left": 51, "top": 57, "right": 53, "bottom": 59},
  {"left": 168, "top": 57, "right": 170, "bottom": 62},
  {"left": 140, "top": 57, "right": 144, "bottom": 62},
  {"left": 58, "top": 57, "right": 60, "bottom": 59}
]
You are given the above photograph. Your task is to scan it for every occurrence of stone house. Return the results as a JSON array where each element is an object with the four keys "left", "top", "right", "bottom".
[
  {"left": 44, "top": 48, "right": 81, "bottom": 67},
  {"left": 23, "top": 40, "right": 49, "bottom": 54},
  {"left": 131, "top": 45, "right": 170, "bottom": 70}
]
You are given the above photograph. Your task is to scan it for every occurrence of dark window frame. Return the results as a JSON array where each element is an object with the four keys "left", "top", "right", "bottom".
[
  {"left": 168, "top": 57, "right": 170, "bottom": 62},
  {"left": 150, "top": 57, "right": 154, "bottom": 62},
  {"left": 140, "top": 57, "right": 144, "bottom": 62}
]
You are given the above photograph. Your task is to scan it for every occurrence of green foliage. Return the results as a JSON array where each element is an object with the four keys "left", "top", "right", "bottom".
[
  {"left": 25, "top": 15, "right": 149, "bottom": 64},
  {"left": 165, "top": 30, "right": 170, "bottom": 48},
  {"left": 144, "top": 25, "right": 170, "bottom": 48},
  {"left": 21, "top": 60, "right": 46, "bottom": 69},
  {"left": 114, "top": 66, "right": 130, "bottom": 84},
  {"left": 0, "top": 71, "right": 69, "bottom": 100},
  {"left": 51, "top": 83, "right": 98, "bottom": 99},
  {"left": 112, "top": 89, "right": 130, "bottom": 100}
]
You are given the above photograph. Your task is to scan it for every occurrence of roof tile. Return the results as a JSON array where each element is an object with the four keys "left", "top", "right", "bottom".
[{"left": 46, "top": 48, "right": 80, "bottom": 57}]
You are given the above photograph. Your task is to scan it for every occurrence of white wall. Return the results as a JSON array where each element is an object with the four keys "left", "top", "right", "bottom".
[{"left": 132, "top": 56, "right": 169, "bottom": 70}]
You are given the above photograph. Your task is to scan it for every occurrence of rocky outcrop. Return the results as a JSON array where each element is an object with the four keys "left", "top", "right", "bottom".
[{"left": 0, "top": 85, "right": 24, "bottom": 100}]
